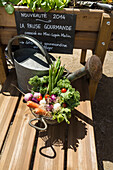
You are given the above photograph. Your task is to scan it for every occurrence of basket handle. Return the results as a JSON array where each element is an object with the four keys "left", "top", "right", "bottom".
[
  {"left": 7, "top": 34, "right": 52, "bottom": 65},
  {"left": 29, "top": 117, "right": 48, "bottom": 131}
]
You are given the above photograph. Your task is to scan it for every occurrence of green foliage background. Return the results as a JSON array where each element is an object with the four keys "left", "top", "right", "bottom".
[{"left": 0, "top": 0, "right": 71, "bottom": 14}]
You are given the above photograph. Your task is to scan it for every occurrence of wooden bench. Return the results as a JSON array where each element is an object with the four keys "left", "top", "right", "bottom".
[
  {"left": 0, "top": 7, "right": 112, "bottom": 169},
  {"left": 0, "top": 69, "right": 98, "bottom": 169},
  {"left": 0, "top": 7, "right": 113, "bottom": 101}
]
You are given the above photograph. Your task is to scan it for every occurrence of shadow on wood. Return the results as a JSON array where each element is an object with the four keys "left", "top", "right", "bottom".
[
  {"left": 0, "top": 69, "right": 19, "bottom": 96},
  {"left": 37, "top": 113, "right": 87, "bottom": 157}
]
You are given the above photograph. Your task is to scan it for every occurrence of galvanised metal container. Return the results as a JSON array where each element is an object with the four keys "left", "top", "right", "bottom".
[{"left": 7, "top": 34, "right": 55, "bottom": 93}]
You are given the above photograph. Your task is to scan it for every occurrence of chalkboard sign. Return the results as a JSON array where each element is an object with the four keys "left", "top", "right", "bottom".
[{"left": 15, "top": 11, "right": 76, "bottom": 54}]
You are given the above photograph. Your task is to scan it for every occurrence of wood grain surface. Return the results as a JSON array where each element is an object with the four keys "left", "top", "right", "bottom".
[
  {"left": 0, "top": 97, "right": 36, "bottom": 170},
  {"left": 0, "top": 69, "right": 19, "bottom": 150}
]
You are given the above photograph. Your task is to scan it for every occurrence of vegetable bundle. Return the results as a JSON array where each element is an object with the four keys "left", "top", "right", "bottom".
[{"left": 24, "top": 57, "right": 80, "bottom": 124}]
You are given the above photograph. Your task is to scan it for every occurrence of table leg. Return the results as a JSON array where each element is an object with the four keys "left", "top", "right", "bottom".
[{"left": 0, "top": 44, "right": 8, "bottom": 85}]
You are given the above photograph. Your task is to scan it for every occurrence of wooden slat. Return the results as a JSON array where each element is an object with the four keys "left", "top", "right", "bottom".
[
  {"left": 0, "top": 69, "right": 19, "bottom": 150},
  {"left": 95, "top": 13, "right": 113, "bottom": 64},
  {"left": 0, "top": 96, "right": 36, "bottom": 170},
  {"left": 0, "top": 28, "right": 113, "bottom": 50},
  {"left": 0, "top": 45, "right": 8, "bottom": 84},
  {"left": 0, "top": 28, "right": 17, "bottom": 45},
  {"left": 89, "top": 79, "right": 99, "bottom": 102},
  {"left": 67, "top": 78, "right": 98, "bottom": 170},
  {"left": 108, "top": 40, "right": 113, "bottom": 50},
  {"left": 74, "top": 31, "right": 98, "bottom": 50},
  {"left": 0, "top": 7, "right": 103, "bottom": 31},
  {"left": 89, "top": 13, "right": 113, "bottom": 101},
  {"left": 67, "top": 102, "right": 98, "bottom": 170},
  {"left": 33, "top": 122, "right": 67, "bottom": 170},
  {"left": 0, "top": 28, "right": 98, "bottom": 49},
  {"left": 80, "top": 49, "right": 87, "bottom": 65}
]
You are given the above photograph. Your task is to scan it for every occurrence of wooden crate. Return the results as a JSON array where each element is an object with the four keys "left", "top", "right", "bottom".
[
  {"left": 0, "top": 7, "right": 113, "bottom": 101},
  {"left": 0, "top": 7, "right": 104, "bottom": 49}
]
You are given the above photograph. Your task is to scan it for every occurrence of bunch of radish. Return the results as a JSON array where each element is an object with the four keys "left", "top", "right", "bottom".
[{"left": 24, "top": 92, "right": 61, "bottom": 117}]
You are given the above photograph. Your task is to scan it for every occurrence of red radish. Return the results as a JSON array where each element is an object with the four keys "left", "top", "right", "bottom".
[
  {"left": 24, "top": 93, "right": 33, "bottom": 102},
  {"left": 34, "top": 92, "right": 41, "bottom": 98},
  {"left": 32, "top": 97, "right": 38, "bottom": 103},
  {"left": 51, "top": 94, "right": 56, "bottom": 101},
  {"left": 46, "top": 104, "right": 53, "bottom": 111}
]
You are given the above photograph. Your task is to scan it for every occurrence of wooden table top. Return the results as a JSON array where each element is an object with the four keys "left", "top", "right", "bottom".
[{"left": 0, "top": 69, "right": 98, "bottom": 170}]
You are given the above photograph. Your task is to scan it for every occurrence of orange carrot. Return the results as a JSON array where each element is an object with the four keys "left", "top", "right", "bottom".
[
  {"left": 27, "top": 101, "right": 39, "bottom": 108},
  {"left": 34, "top": 107, "right": 51, "bottom": 117},
  {"left": 34, "top": 107, "right": 47, "bottom": 115}
]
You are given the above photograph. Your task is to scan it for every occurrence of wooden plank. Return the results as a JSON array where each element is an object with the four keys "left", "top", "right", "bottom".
[
  {"left": 67, "top": 101, "right": 98, "bottom": 170},
  {"left": 95, "top": 13, "right": 113, "bottom": 64},
  {"left": 0, "top": 69, "right": 19, "bottom": 150},
  {"left": 89, "top": 13, "right": 113, "bottom": 101},
  {"left": 0, "top": 28, "right": 98, "bottom": 49},
  {"left": 74, "top": 31, "right": 98, "bottom": 50},
  {"left": 0, "top": 27, "right": 17, "bottom": 45},
  {"left": 0, "top": 97, "right": 36, "bottom": 170},
  {"left": 1, "top": 28, "right": 113, "bottom": 50},
  {"left": 33, "top": 122, "right": 67, "bottom": 170},
  {"left": 67, "top": 78, "right": 98, "bottom": 170},
  {"left": 89, "top": 79, "right": 99, "bottom": 102},
  {"left": 80, "top": 49, "right": 87, "bottom": 65},
  {"left": 0, "top": 44, "right": 8, "bottom": 84},
  {"left": 108, "top": 40, "right": 113, "bottom": 50},
  {"left": 0, "top": 7, "right": 103, "bottom": 31}
]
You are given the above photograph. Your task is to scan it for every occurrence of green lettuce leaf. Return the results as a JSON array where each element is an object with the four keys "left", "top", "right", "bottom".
[
  {"left": 51, "top": 87, "right": 61, "bottom": 96},
  {"left": 57, "top": 113, "right": 64, "bottom": 123},
  {"left": 57, "top": 78, "right": 71, "bottom": 89}
]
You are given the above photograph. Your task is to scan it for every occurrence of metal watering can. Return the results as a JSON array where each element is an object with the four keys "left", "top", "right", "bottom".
[{"left": 7, "top": 34, "right": 55, "bottom": 93}]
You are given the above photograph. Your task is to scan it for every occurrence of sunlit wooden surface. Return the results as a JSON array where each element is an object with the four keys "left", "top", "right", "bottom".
[{"left": 0, "top": 69, "right": 98, "bottom": 169}]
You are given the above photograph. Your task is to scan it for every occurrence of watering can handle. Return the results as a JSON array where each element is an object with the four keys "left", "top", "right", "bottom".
[{"left": 7, "top": 34, "right": 52, "bottom": 65}]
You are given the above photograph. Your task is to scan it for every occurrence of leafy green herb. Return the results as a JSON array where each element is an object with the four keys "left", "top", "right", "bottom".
[
  {"left": 9, "top": 0, "right": 20, "bottom": 5},
  {"left": 60, "top": 88, "right": 80, "bottom": 109},
  {"left": 28, "top": 75, "right": 49, "bottom": 95},
  {"left": 57, "top": 78, "right": 71, "bottom": 89},
  {"left": 51, "top": 87, "right": 61, "bottom": 96},
  {"left": 57, "top": 113, "right": 64, "bottom": 123},
  {"left": 1, "top": 0, "right": 71, "bottom": 14}
]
